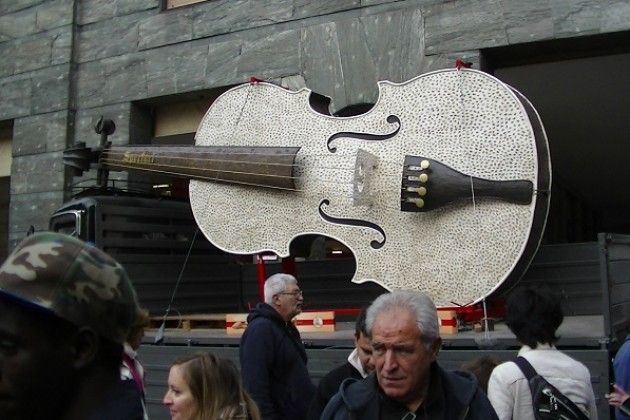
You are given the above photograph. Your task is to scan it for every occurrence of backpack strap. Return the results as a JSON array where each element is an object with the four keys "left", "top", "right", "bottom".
[{"left": 514, "top": 356, "right": 538, "bottom": 380}]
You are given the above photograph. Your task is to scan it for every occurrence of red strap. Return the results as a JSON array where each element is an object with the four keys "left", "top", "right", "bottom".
[
  {"left": 333, "top": 308, "right": 361, "bottom": 316},
  {"left": 455, "top": 58, "right": 473, "bottom": 70},
  {"left": 440, "top": 318, "right": 457, "bottom": 327},
  {"left": 256, "top": 255, "right": 266, "bottom": 302},
  {"left": 293, "top": 318, "right": 335, "bottom": 326},
  {"left": 122, "top": 353, "right": 145, "bottom": 396}
]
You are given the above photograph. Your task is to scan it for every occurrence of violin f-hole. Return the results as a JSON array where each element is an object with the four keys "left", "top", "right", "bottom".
[
  {"left": 326, "top": 115, "right": 401, "bottom": 153},
  {"left": 318, "top": 199, "right": 386, "bottom": 249}
]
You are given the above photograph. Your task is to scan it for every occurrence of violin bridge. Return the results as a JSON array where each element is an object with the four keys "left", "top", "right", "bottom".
[{"left": 352, "top": 149, "right": 378, "bottom": 207}]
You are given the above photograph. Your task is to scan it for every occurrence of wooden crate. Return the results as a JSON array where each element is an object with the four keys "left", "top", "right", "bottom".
[
  {"left": 226, "top": 311, "right": 336, "bottom": 335},
  {"left": 225, "top": 313, "right": 248, "bottom": 335},
  {"left": 293, "top": 311, "right": 336, "bottom": 333},
  {"left": 437, "top": 309, "right": 458, "bottom": 335},
  {"left": 148, "top": 314, "right": 227, "bottom": 330}
]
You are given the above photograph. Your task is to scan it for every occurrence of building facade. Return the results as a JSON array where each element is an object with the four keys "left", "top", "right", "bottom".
[{"left": 1, "top": 0, "right": 630, "bottom": 257}]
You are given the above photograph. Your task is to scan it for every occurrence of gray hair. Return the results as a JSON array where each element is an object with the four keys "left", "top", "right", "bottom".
[
  {"left": 366, "top": 290, "right": 439, "bottom": 349},
  {"left": 264, "top": 273, "right": 297, "bottom": 304}
]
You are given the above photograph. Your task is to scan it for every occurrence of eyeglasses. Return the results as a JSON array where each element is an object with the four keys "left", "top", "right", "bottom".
[{"left": 278, "top": 290, "right": 303, "bottom": 297}]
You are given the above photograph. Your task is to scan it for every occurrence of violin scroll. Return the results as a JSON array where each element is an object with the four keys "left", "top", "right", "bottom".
[
  {"left": 63, "top": 142, "right": 101, "bottom": 177},
  {"left": 63, "top": 117, "right": 114, "bottom": 178}
]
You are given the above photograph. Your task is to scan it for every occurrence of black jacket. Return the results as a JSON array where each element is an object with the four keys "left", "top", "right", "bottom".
[
  {"left": 240, "top": 303, "right": 315, "bottom": 420},
  {"left": 320, "top": 363, "right": 498, "bottom": 420},
  {"left": 307, "top": 362, "right": 363, "bottom": 420},
  {"left": 89, "top": 379, "right": 144, "bottom": 420}
]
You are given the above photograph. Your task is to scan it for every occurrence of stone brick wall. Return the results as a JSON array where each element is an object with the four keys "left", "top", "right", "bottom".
[
  {"left": 0, "top": 0, "right": 75, "bottom": 247},
  {"left": 423, "top": 0, "right": 630, "bottom": 54},
  {"left": 1, "top": 0, "right": 629, "bottom": 250}
]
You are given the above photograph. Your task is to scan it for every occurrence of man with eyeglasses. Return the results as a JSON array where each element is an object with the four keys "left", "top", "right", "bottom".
[
  {"left": 321, "top": 290, "right": 498, "bottom": 420},
  {"left": 240, "top": 273, "right": 315, "bottom": 420}
]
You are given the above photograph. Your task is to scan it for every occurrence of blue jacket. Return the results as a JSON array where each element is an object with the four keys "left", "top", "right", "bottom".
[
  {"left": 240, "top": 303, "right": 315, "bottom": 420},
  {"left": 320, "top": 363, "right": 498, "bottom": 420},
  {"left": 614, "top": 335, "right": 630, "bottom": 420}
]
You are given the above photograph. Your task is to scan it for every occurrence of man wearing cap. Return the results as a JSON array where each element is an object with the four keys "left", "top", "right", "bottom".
[{"left": 0, "top": 232, "right": 144, "bottom": 420}]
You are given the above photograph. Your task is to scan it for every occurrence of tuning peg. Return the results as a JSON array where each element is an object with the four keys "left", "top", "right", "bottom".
[
  {"left": 405, "top": 186, "right": 428, "bottom": 196},
  {"left": 407, "top": 197, "right": 425, "bottom": 208}
]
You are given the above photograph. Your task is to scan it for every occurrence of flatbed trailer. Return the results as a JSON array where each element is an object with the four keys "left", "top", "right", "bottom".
[
  {"left": 50, "top": 195, "right": 630, "bottom": 420},
  {"left": 139, "top": 315, "right": 610, "bottom": 420}
]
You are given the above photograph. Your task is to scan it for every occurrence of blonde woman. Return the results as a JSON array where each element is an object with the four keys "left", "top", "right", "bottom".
[{"left": 163, "top": 352, "right": 261, "bottom": 420}]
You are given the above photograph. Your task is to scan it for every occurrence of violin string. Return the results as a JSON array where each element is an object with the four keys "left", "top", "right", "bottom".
[
  {"left": 100, "top": 150, "right": 535, "bottom": 217},
  {"left": 100, "top": 159, "right": 366, "bottom": 191},
  {"left": 101, "top": 151, "right": 359, "bottom": 173},
  {"left": 101, "top": 150, "right": 534, "bottom": 218},
  {"left": 100, "top": 150, "right": 403, "bottom": 187},
  {"left": 102, "top": 148, "right": 403, "bottom": 167},
  {"left": 100, "top": 157, "right": 360, "bottom": 187},
  {"left": 104, "top": 143, "right": 518, "bottom": 184},
  {"left": 100, "top": 158, "right": 403, "bottom": 212},
  {"left": 105, "top": 148, "right": 403, "bottom": 165},
  {"left": 101, "top": 156, "right": 300, "bottom": 180},
  {"left": 102, "top": 149, "right": 405, "bottom": 170}
]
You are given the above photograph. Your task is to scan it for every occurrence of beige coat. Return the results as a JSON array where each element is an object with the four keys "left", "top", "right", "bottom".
[{"left": 488, "top": 344, "right": 598, "bottom": 420}]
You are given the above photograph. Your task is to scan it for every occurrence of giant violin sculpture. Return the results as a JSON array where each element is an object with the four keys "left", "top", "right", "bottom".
[{"left": 65, "top": 69, "right": 550, "bottom": 307}]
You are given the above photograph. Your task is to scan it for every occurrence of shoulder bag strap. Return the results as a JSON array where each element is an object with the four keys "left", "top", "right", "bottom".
[
  {"left": 514, "top": 356, "right": 590, "bottom": 420},
  {"left": 514, "top": 356, "right": 537, "bottom": 381}
]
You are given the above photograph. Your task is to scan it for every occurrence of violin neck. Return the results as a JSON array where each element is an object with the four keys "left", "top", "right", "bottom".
[{"left": 100, "top": 145, "right": 300, "bottom": 190}]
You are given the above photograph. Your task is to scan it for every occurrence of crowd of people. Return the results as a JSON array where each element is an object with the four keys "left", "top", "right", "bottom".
[{"left": 0, "top": 232, "right": 626, "bottom": 419}]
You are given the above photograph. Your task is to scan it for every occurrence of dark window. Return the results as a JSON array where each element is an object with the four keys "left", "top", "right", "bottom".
[
  {"left": 129, "top": 88, "right": 231, "bottom": 198},
  {"left": 163, "top": 0, "right": 208, "bottom": 11},
  {"left": 0, "top": 119, "right": 12, "bottom": 259},
  {"left": 482, "top": 31, "right": 630, "bottom": 242}
]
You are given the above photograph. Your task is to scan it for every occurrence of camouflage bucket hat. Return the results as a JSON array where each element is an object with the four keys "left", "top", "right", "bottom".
[{"left": 0, "top": 232, "right": 139, "bottom": 344}]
